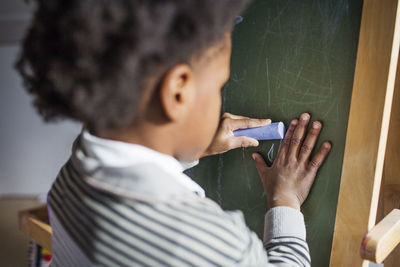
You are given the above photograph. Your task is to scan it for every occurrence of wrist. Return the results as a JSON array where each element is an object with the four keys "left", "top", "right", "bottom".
[{"left": 267, "top": 196, "right": 301, "bottom": 211}]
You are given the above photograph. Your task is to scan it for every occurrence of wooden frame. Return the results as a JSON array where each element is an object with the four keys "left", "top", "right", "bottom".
[
  {"left": 381, "top": 48, "right": 400, "bottom": 265},
  {"left": 330, "top": 0, "right": 400, "bottom": 266},
  {"left": 19, "top": 205, "right": 52, "bottom": 252},
  {"left": 361, "top": 209, "right": 400, "bottom": 263}
]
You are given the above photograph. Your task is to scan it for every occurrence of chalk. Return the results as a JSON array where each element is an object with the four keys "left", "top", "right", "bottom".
[{"left": 233, "top": 122, "right": 285, "bottom": 140}]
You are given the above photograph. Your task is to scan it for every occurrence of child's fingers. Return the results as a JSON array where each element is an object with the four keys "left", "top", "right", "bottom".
[
  {"left": 298, "top": 121, "right": 322, "bottom": 162},
  {"left": 307, "top": 141, "right": 332, "bottom": 173},
  {"left": 228, "top": 118, "right": 271, "bottom": 131},
  {"left": 222, "top": 112, "right": 250, "bottom": 120},
  {"left": 276, "top": 119, "right": 298, "bottom": 161},
  {"left": 287, "top": 113, "right": 310, "bottom": 161},
  {"left": 252, "top": 153, "right": 268, "bottom": 177},
  {"left": 230, "top": 136, "right": 259, "bottom": 149}
]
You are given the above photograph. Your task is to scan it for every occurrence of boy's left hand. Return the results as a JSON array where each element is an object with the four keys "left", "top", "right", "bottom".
[{"left": 202, "top": 113, "right": 271, "bottom": 157}]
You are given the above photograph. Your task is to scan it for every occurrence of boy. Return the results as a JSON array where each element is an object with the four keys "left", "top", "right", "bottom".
[{"left": 17, "top": 0, "right": 331, "bottom": 266}]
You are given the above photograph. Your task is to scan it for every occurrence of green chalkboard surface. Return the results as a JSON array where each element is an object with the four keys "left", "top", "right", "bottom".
[{"left": 186, "top": 0, "right": 363, "bottom": 266}]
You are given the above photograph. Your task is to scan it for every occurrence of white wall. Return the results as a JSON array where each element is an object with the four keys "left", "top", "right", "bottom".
[
  {"left": 0, "top": 0, "right": 33, "bottom": 43},
  {"left": 0, "top": 1, "right": 81, "bottom": 197}
]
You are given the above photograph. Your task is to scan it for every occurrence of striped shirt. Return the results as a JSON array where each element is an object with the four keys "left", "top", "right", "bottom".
[{"left": 48, "top": 129, "right": 311, "bottom": 266}]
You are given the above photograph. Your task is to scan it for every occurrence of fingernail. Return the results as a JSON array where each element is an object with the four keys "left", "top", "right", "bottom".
[
  {"left": 324, "top": 142, "right": 332, "bottom": 148},
  {"left": 301, "top": 113, "right": 310, "bottom": 120},
  {"left": 313, "top": 121, "right": 321, "bottom": 129},
  {"left": 252, "top": 154, "right": 256, "bottom": 160},
  {"left": 291, "top": 119, "right": 298, "bottom": 125}
]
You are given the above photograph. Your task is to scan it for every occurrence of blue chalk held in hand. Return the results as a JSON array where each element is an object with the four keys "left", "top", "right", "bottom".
[{"left": 233, "top": 122, "right": 285, "bottom": 140}]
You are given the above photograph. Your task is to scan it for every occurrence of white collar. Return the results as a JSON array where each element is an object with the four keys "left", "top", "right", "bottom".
[{"left": 70, "top": 129, "right": 205, "bottom": 200}]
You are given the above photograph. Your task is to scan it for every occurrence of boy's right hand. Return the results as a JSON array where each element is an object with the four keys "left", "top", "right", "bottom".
[{"left": 252, "top": 113, "right": 331, "bottom": 210}]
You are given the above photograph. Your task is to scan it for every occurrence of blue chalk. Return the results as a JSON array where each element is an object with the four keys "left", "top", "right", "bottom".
[{"left": 233, "top": 122, "right": 285, "bottom": 140}]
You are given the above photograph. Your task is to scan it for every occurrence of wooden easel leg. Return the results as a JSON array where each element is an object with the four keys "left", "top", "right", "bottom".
[
  {"left": 382, "top": 51, "right": 400, "bottom": 266},
  {"left": 330, "top": 0, "right": 400, "bottom": 265}
]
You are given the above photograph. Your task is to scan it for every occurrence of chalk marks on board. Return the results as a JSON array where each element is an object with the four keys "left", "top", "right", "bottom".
[
  {"left": 267, "top": 143, "right": 275, "bottom": 162},
  {"left": 216, "top": 154, "right": 224, "bottom": 205},
  {"left": 265, "top": 58, "right": 271, "bottom": 108},
  {"left": 322, "top": 98, "right": 340, "bottom": 122},
  {"left": 241, "top": 148, "right": 252, "bottom": 190},
  {"left": 235, "top": 16, "right": 244, "bottom": 25}
]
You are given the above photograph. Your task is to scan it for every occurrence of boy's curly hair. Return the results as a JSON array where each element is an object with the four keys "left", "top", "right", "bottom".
[{"left": 16, "top": 0, "right": 250, "bottom": 130}]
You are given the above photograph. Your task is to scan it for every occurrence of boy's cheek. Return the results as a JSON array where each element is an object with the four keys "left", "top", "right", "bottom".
[{"left": 192, "top": 94, "right": 220, "bottom": 158}]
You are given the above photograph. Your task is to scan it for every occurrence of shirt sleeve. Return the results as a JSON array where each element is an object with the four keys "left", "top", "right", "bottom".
[
  {"left": 231, "top": 206, "right": 310, "bottom": 266},
  {"left": 263, "top": 206, "right": 311, "bottom": 266}
]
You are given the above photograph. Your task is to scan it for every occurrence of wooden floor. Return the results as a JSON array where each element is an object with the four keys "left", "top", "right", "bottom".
[{"left": 0, "top": 197, "right": 40, "bottom": 267}]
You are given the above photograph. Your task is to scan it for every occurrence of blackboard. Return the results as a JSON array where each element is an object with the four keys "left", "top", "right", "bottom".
[{"left": 186, "top": 0, "right": 363, "bottom": 266}]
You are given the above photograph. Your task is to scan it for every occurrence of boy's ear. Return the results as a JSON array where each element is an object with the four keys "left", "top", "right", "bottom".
[{"left": 159, "top": 64, "right": 195, "bottom": 121}]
